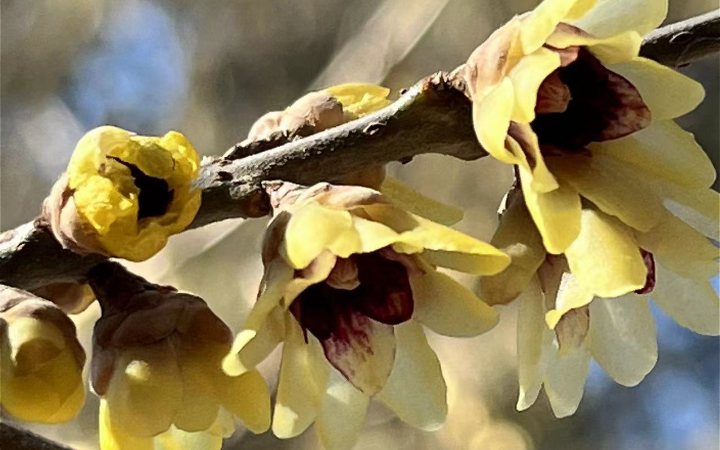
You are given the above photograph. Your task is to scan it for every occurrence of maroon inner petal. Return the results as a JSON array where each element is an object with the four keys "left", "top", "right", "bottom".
[
  {"left": 634, "top": 249, "right": 656, "bottom": 295},
  {"left": 531, "top": 48, "right": 651, "bottom": 149},
  {"left": 352, "top": 253, "right": 414, "bottom": 325},
  {"left": 319, "top": 301, "right": 395, "bottom": 393}
]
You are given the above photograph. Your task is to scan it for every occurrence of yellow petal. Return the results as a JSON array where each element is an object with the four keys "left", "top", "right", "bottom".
[
  {"left": 520, "top": 168, "right": 582, "bottom": 254},
  {"left": 565, "top": 210, "right": 647, "bottom": 298},
  {"left": 379, "top": 176, "right": 464, "bottom": 226},
  {"left": 587, "top": 295, "right": 657, "bottom": 386},
  {"left": 411, "top": 260, "right": 498, "bottom": 337},
  {"left": 664, "top": 189, "right": 720, "bottom": 242},
  {"left": 651, "top": 264, "right": 719, "bottom": 336},
  {"left": 546, "top": 29, "right": 641, "bottom": 65},
  {"left": 316, "top": 372, "right": 370, "bottom": 450},
  {"left": 480, "top": 195, "right": 547, "bottom": 306},
  {"left": 363, "top": 204, "right": 510, "bottom": 275},
  {"left": 543, "top": 344, "right": 591, "bottom": 418},
  {"left": 377, "top": 321, "right": 447, "bottom": 431},
  {"left": 473, "top": 78, "right": 518, "bottom": 164},
  {"left": 570, "top": 0, "right": 667, "bottom": 38},
  {"left": 272, "top": 315, "right": 329, "bottom": 439},
  {"left": 507, "top": 123, "right": 559, "bottom": 193},
  {"left": 592, "top": 120, "right": 716, "bottom": 189},
  {"left": 325, "top": 83, "right": 391, "bottom": 117},
  {"left": 508, "top": 47, "right": 561, "bottom": 124},
  {"left": 520, "top": 0, "right": 587, "bottom": 54},
  {"left": 173, "top": 354, "right": 221, "bottom": 433},
  {"left": 105, "top": 341, "right": 183, "bottom": 437},
  {"left": 545, "top": 272, "right": 594, "bottom": 329},
  {"left": 516, "top": 277, "right": 552, "bottom": 411},
  {"left": 156, "top": 427, "right": 224, "bottom": 450},
  {"left": 283, "top": 202, "right": 355, "bottom": 269},
  {"left": 548, "top": 153, "right": 664, "bottom": 231},
  {"left": 99, "top": 400, "right": 154, "bottom": 450},
  {"left": 634, "top": 210, "right": 719, "bottom": 282},
  {"left": 221, "top": 370, "right": 272, "bottom": 434},
  {"left": 610, "top": 57, "right": 705, "bottom": 120}
]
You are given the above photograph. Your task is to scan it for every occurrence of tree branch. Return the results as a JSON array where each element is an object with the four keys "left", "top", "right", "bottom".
[
  {"left": 640, "top": 9, "right": 720, "bottom": 67},
  {"left": 0, "top": 422, "right": 75, "bottom": 450},
  {"left": 1, "top": 13, "right": 719, "bottom": 293}
]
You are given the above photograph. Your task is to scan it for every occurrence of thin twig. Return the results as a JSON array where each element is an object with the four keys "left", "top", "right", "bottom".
[{"left": 640, "top": 9, "right": 720, "bottom": 67}]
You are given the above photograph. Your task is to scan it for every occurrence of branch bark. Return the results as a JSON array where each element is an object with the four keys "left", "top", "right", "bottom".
[
  {"left": 0, "top": 422, "right": 75, "bottom": 450},
  {"left": 640, "top": 9, "right": 720, "bottom": 67}
]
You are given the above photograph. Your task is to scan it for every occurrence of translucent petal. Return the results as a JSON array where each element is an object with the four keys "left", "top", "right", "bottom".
[
  {"left": 411, "top": 260, "right": 498, "bottom": 337},
  {"left": 570, "top": 0, "right": 667, "bottom": 38},
  {"left": 651, "top": 264, "right": 719, "bottom": 336},
  {"left": 546, "top": 29, "right": 641, "bottom": 65},
  {"left": 520, "top": 0, "right": 586, "bottom": 54},
  {"left": 221, "top": 370, "right": 271, "bottom": 433},
  {"left": 379, "top": 176, "right": 464, "bottom": 226},
  {"left": 543, "top": 345, "right": 591, "bottom": 418},
  {"left": 516, "top": 277, "right": 550, "bottom": 411},
  {"left": 508, "top": 47, "right": 561, "bottom": 123},
  {"left": 664, "top": 190, "right": 720, "bottom": 241},
  {"left": 377, "top": 322, "right": 447, "bottom": 431},
  {"left": 473, "top": 78, "right": 518, "bottom": 164},
  {"left": 363, "top": 204, "right": 510, "bottom": 275},
  {"left": 588, "top": 296, "right": 657, "bottom": 386},
  {"left": 545, "top": 272, "right": 594, "bottom": 329},
  {"left": 316, "top": 372, "right": 370, "bottom": 450},
  {"left": 592, "top": 120, "right": 716, "bottom": 189},
  {"left": 565, "top": 209, "right": 647, "bottom": 298},
  {"left": 272, "top": 316, "right": 329, "bottom": 439},
  {"left": 99, "top": 400, "right": 154, "bottom": 450},
  {"left": 283, "top": 202, "right": 356, "bottom": 269},
  {"left": 520, "top": 168, "right": 582, "bottom": 254},
  {"left": 480, "top": 196, "right": 547, "bottom": 306},
  {"left": 105, "top": 341, "right": 183, "bottom": 437},
  {"left": 634, "top": 210, "right": 719, "bottom": 282},
  {"left": 548, "top": 153, "right": 664, "bottom": 231},
  {"left": 610, "top": 57, "right": 705, "bottom": 120}
]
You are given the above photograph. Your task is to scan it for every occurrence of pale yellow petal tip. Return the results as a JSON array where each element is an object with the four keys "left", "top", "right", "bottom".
[
  {"left": 222, "top": 330, "right": 258, "bottom": 376},
  {"left": 545, "top": 309, "right": 563, "bottom": 329},
  {"left": 380, "top": 177, "right": 464, "bottom": 226},
  {"left": 325, "top": 83, "right": 392, "bottom": 117}
]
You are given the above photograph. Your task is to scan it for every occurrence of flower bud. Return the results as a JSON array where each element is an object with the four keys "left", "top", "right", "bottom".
[
  {"left": 0, "top": 286, "right": 86, "bottom": 424},
  {"left": 88, "top": 263, "right": 270, "bottom": 450},
  {"left": 32, "top": 281, "right": 96, "bottom": 314},
  {"left": 45, "top": 126, "right": 202, "bottom": 262}
]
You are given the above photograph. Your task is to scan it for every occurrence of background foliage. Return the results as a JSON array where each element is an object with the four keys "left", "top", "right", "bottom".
[{"left": 1, "top": 0, "right": 718, "bottom": 449}]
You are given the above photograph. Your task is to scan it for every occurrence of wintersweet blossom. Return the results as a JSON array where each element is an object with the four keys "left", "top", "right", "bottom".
[
  {"left": 223, "top": 182, "right": 509, "bottom": 450},
  {"left": 480, "top": 192, "right": 718, "bottom": 417},
  {"left": 0, "top": 286, "right": 86, "bottom": 424},
  {"left": 462, "top": 0, "right": 716, "bottom": 255},
  {"left": 48, "top": 126, "right": 202, "bottom": 262},
  {"left": 89, "top": 264, "right": 270, "bottom": 450}
]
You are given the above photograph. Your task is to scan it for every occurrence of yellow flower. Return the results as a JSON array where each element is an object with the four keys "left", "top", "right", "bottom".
[
  {"left": 55, "top": 125, "right": 201, "bottom": 261},
  {"left": 0, "top": 286, "right": 86, "bottom": 424},
  {"left": 480, "top": 193, "right": 719, "bottom": 417},
  {"left": 463, "top": 0, "right": 716, "bottom": 255},
  {"left": 223, "top": 182, "right": 509, "bottom": 450},
  {"left": 89, "top": 266, "right": 270, "bottom": 450}
]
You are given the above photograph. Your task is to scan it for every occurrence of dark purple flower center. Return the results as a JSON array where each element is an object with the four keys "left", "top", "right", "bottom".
[{"left": 529, "top": 47, "right": 651, "bottom": 151}]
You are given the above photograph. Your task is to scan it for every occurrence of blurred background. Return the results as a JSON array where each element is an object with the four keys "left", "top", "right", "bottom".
[{"left": 1, "top": 0, "right": 718, "bottom": 449}]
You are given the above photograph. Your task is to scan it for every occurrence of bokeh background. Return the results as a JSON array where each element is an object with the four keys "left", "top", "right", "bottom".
[{"left": 1, "top": 0, "right": 718, "bottom": 449}]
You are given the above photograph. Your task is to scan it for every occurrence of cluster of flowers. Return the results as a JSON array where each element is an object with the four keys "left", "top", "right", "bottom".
[{"left": 1, "top": 0, "right": 717, "bottom": 449}]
